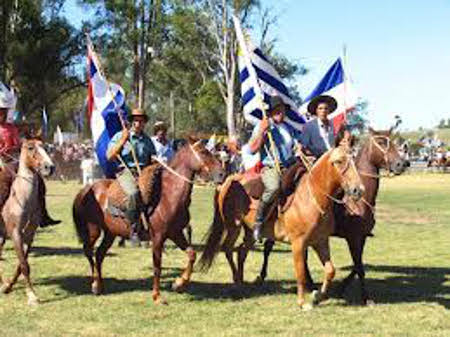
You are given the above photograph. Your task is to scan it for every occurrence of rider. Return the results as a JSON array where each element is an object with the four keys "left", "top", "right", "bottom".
[
  {"left": 300, "top": 95, "right": 338, "bottom": 158},
  {"left": 151, "top": 121, "right": 174, "bottom": 163},
  {"left": 0, "top": 83, "right": 61, "bottom": 227},
  {"left": 107, "top": 108, "right": 156, "bottom": 246},
  {"left": 250, "top": 96, "right": 301, "bottom": 242}
]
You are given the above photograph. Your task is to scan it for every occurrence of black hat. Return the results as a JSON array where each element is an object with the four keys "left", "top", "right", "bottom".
[
  {"left": 269, "top": 95, "right": 290, "bottom": 113},
  {"left": 307, "top": 95, "right": 338, "bottom": 115}
]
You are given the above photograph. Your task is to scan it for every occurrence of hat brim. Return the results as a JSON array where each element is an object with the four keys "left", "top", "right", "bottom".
[
  {"left": 129, "top": 114, "right": 148, "bottom": 122},
  {"left": 269, "top": 102, "right": 291, "bottom": 114},
  {"left": 307, "top": 95, "right": 338, "bottom": 115}
]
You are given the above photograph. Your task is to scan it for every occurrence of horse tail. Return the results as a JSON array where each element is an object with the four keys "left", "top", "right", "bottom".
[
  {"left": 198, "top": 190, "right": 226, "bottom": 271},
  {"left": 72, "top": 184, "right": 94, "bottom": 244}
]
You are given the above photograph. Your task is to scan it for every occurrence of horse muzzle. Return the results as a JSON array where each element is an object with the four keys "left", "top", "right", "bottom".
[
  {"left": 40, "top": 163, "right": 55, "bottom": 177},
  {"left": 345, "top": 185, "right": 364, "bottom": 201},
  {"left": 390, "top": 159, "right": 406, "bottom": 175},
  {"left": 212, "top": 169, "right": 226, "bottom": 184}
]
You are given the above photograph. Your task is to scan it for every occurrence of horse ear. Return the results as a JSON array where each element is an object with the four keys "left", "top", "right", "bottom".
[
  {"left": 187, "top": 135, "right": 199, "bottom": 144},
  {"left": 368, "top": 127, "right": 375, "bottom": 135}
]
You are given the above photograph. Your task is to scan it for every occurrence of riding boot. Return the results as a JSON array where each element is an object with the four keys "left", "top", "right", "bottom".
[
  {"left": 37, "top": 174, "right": 61, "bottom": 228},
  {"left": 126, "top": 192, "right": 143, "bottom": 247},
  {"left": 40, "top": 211, "right": 62, "bottom": 228},
  {"left": 253, "top": 200, "right": 269, "bottom": 242}
]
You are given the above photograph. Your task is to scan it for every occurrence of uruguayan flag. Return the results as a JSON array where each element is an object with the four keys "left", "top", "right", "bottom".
[
  {"left": 299, "top": 58, "right": 357, "bottom": 131},
  {"left": 87, "top": 38, "right": 127, "bottom": 178},
  {"left": 234, "top": 16, "right": 306, "bottom": 131}
]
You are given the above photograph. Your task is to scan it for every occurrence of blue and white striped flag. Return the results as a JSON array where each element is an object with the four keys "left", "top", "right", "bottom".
[
  {"left": 233, "top": 16, "right": 306, "bottom": 131},
  {"left": 42, "top": 107, "right": 48, "bottom": 137}
]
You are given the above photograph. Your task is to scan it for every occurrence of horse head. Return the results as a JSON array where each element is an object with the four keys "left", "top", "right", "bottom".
[
  {"left": 21, "top": 138, "right": 55, "bottom": 177},
  {"left": 328, "top": 132, "right": 364, "bottom": 201},
  {"left": 187, "top": 136, "right": 226, "bottom": 184},
  {"left": 367, "top": 127, "right": 405, "bottom": 175}
]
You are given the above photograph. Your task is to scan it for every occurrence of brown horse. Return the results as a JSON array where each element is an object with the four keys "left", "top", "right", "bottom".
[
  {"left": 199, "top": 137, "right": 364, "bottom": 309},
  {"left": 0, "top": 138, "right": 55, "bottom": 305},
  {"left": 257, "top": 128, "right": 406, "bottom": 304},
  {"left": 72, "top": 138, "right": 225, "bottom": 304}
]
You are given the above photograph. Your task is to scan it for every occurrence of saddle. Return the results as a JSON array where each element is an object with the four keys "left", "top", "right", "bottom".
[
  {"left": 240, "top": 159, "right": 307, "bottom": 212},
  {"left": 107, "top": 163, "right": 162, "bottom": 218}
]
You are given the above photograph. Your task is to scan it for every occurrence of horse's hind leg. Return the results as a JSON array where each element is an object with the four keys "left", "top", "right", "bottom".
[
  {"left": 311, "top": 239, "right": 335, "bottom": 306},
  {"left": 171, "top": 229, "right": 196, "bottom": 292},
  {"left": 237, "top": 228, "right": 253, "bottom": 283},
  {"left": 222, "top": 226, "right": 241, "bottom": 284},
  {"left": 92, "top": 231, "right": 115, "bottom": 295}
]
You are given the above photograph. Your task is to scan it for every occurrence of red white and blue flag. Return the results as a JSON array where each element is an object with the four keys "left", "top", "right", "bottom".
[
  {"left": 87, "top": 37, "right": 127, "bottom": 178},
  {"left": 299, "top": 58, "right": 357, "bottom": 132}
]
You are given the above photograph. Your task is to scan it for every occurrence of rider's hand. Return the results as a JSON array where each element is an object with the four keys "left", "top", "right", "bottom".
[{"left": 260, "top": 115, "right": 270, "bottom": 134}]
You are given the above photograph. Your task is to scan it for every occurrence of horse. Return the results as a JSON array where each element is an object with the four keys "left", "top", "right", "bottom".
[
  {"left": 0, "top": 138, "right": 55, "bottom": 305},
  {"left": 72, "top": 138, "right": 225, "bottom": 304},
  {"left": 257, "top": 128, "right": 406, "bottom": 304},
  {"left": 199, "top": 135, "right": 364, "bottom": 309}
]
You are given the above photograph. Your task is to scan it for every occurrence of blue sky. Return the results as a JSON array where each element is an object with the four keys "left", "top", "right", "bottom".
[
  {"left": 259, "top": 0, "right": 450, "bottom": 130},
  {"left": 63, "top": 0, "right": 450, "bottom": 130}
]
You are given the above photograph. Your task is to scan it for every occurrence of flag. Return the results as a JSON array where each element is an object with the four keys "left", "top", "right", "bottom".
[
  {"left": 87, "top": 36, "right": 127, "bottom": 178},
  {"left": 56, "top": 125, "right": 63, "bottom": 146},
  {"left": 299, "top": 58, "right": 357, "bottom": 132},
  {"left": 233, "top": 16, "right": 306, "bottom": 132},
  {"left": 42, "top": 107, "right": 48, "bottom": 137}
]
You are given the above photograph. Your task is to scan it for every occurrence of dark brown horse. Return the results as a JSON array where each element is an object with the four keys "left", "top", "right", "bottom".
[
  {"left": 199, "top": 136, "right": 364, "bottom": 309},
  {"left": 257, "top": 128, "right": 406, "bottom": 304},
  {"left": 72, "top": 138, "right": 225, "bottom": 304}
]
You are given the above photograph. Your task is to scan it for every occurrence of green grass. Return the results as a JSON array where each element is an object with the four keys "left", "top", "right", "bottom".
[{"left": 1, "top": 174, "right": 450, "bottom": 337}]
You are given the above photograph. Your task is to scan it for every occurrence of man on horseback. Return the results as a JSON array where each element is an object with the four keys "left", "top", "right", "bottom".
[
  {"left": 300, "top": 95, "right": 338, "bottom": 157},
  {"left": 151, "top": 121, "right": 174, "bottom": 163},
  {"left": 0, "top": 83, "right": 60, "bottom": 227},
  {"left": 107, "top": 108, "right": 156, "bottom": 246},
  {"left": 250, "top": 96, "right": 301, "bottom": 241}
]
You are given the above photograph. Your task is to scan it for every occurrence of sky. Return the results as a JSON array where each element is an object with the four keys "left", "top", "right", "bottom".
[{"left": 62, "top": 0, "right": 450, "bottom": 131}]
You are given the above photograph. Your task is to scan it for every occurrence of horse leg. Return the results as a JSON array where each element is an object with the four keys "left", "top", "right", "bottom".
[
  {"left": 236, "top": 228, "right": 253, "bottom": 283},
  {"left": 92, "top": 231, "right": 115, "bottom": 295},
  {"left": 311, "top": 239, "right": 335, "bottom": 306},
  {"left": 222, "top": 226, "right": 241, "bottom": 284},
  {"left": 81, "top": 225, "right": 100, "bottom": 295},
  {"left": 304, "top": 248, "right": 316, "bottom": 291},
  {"left": 152, "top": 233, "right": 167, "bottom": 305},
  {"left": 345, "top": 236, "right": 370, "bottom": 304},
  {"left": 338, "top": 237, "right": 364, "bottom": 297},
  {"left": 171, "top": 230, "right": 196, "bottom": 292},
  {"left": 255, "top": 239, "right": 274, "bottom": 284},
  {"left": 291, "top": 237, "right": 308, "bottom": 309}
]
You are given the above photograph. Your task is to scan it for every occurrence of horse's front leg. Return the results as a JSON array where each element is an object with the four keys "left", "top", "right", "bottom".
[
  {"left": 152, "top": 233, "right": 167, "bottom": 305},
  {"left": 291, "top": 237, "right": 309, "bottom": 309},
  {"left": 171, "top": 229, "right": 196, "bottom": 292},
  {"left": 311, "top": 239, "right": 335, "bottom": 306}
]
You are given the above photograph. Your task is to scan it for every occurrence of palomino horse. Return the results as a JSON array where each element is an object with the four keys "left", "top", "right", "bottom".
[
  {"left": 72, "top": 138, "right": 225, "bottom": 304},
  {"left": 199, "top": 137, "right": 364, "bottom": 308},
  {"left": 0, "top": 138, "right": 55, "bottom": 305},
  {"left": 257, "top": 128, "right": 406, "bottom": 304}
]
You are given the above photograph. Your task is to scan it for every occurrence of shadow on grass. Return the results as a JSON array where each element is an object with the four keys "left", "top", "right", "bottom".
[
  {"left": 36, "top": 267, "right": 184, "bottom": 297},
  {"left": 335, "top": 264, "right": 450, "bottom": 308}
]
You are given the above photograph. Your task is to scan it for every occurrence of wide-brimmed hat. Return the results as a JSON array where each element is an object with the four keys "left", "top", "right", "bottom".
[
  {"left": 129, "top": 108, "right": 148, "bottom": 122},
  {"left": 153, "top": 121, "right": 168, "bottom": 134},
  {"left": 307, "top": 95, "right": 337, "bottom": 115},
  {"left": 269, "top": 95, "right": 290, "bottom": 114}
]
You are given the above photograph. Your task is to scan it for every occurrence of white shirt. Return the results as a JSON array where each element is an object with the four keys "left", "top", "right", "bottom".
[{"left": 151, "top": 136, "right": 174, "bottom": 163}]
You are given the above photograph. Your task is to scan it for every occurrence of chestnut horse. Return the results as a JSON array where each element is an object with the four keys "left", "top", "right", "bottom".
[
  {"left": 0, "top": 138, "right": 55, "bottom": 305},
  {"left": 72, "top": 139, "right": 225, "bottom": 304},
  {"left": 199, "top": 138, "right": 364, "bottom": 309},
  {"left": 257, "top": 128, "right": 406, "bottom": 304}
]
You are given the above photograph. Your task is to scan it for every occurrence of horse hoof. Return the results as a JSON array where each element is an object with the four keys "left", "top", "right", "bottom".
[
  {"left": 172, "top": 278, "right": 186, "bottom": 293},
  {"left": 27, "top": 296, "right": 39, "bottom": 306},
  {"left": 154, "top": 297, "right": 168, "bottom": 305},
  {"left": 365, "top": 299, "right": 375, "bottom": 306},
  {"left": 91, "top": 283, "right": 103, "bottom": 295},
  {"left": 311, "top": 290, "right": 321, "bottom": 305},
  {"left": 301, "top": 303, "right": 313, "bottom": 311},
  {"left": 253, "top": 276, "right": 264, "bottom": 285},
  {"left": 0, "top": 284, "right": 11, "bottom": 294}
]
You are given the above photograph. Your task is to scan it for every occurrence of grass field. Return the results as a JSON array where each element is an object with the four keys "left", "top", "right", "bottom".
[{"left": 1, "top": 173, "right": 450, "bottom": 337}]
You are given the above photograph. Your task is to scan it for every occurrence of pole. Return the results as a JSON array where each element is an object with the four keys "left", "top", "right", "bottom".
[{"left": 170, "top": 91, "right": 175, "bottom": 139}]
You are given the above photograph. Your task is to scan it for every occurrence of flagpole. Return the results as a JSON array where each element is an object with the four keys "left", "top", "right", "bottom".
[
  {"left": 232, "top": 15, "right": 281, "bottom": 175},
  {"left": 86, "top": 34, "right": 142, "bottom": 176}
]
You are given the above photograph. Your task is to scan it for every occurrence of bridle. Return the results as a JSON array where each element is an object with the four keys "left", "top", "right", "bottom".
[{"left": 369, "top": 135, "right": 391, "bottom": 169}]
